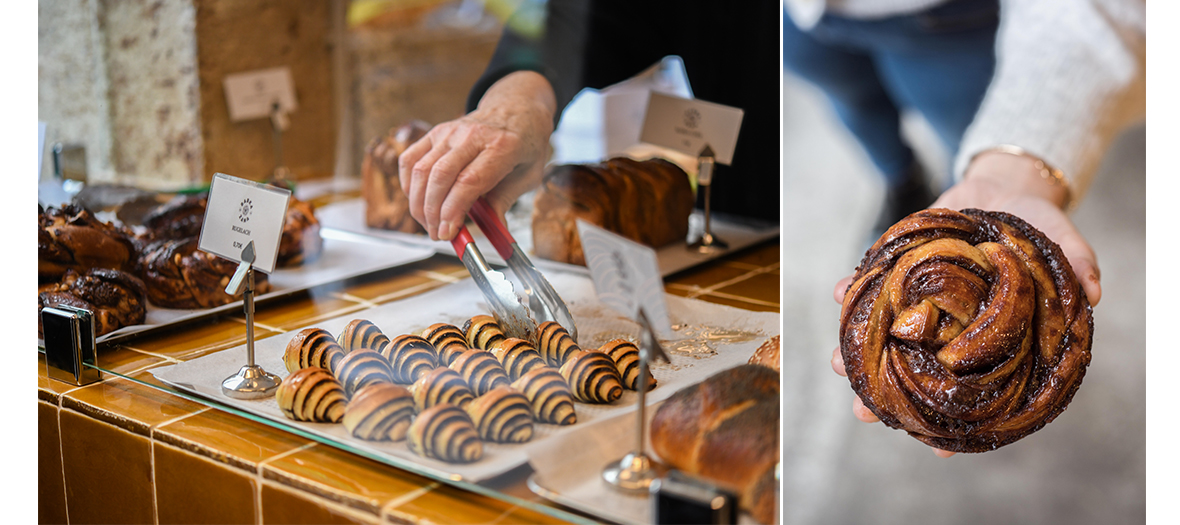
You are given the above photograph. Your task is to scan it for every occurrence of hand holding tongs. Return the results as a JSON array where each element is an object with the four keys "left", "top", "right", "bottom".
[{"left": 450, "top": 197, "right": 578, "bottom": 342}]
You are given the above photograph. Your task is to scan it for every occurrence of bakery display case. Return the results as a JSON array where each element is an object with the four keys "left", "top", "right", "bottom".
[{"left": 37, "top": 2, "right": 783, "bottom": 523}]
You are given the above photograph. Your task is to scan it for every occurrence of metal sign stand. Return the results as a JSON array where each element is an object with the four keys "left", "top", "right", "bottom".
[
  {"left": 688, "top": 145, "right": 728, "bottom": 254},
  {"left": 220, "top": 241, "right": 281, "bottom": 399},
  {"left": 602, "top": 308, "right": 671, "bottom": 494}
]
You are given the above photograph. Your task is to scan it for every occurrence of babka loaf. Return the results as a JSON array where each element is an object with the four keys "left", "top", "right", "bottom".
[
  {"left": 531, "top": 157, "right": 694, "bottom": 266},
  {"left": 137, "top": 236, "right": 271, "bottom": 309},
  {"left": 650, "top": 364, "right": 779, "bottom": 525},
  {"left": 38, "top": 268, "right": 148, "bottom": 338},
  {"left": 39, "top": 203, "right": 138, "bottom": 283},
  {"left": 361, "top": 120, "right": 430, "bottom": 233}
]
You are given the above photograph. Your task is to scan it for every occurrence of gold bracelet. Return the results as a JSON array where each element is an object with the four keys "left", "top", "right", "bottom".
[{"left": 974, "top": 144, "right": 1075, "bottom": 211}]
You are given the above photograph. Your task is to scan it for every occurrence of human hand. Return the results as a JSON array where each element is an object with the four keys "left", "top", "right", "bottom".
[
  {"left": 398, "top": 71, "right": 557, "bottom": 241},
  {"left": 829, "top": 150, "right": 1101, "bottom": 458}
]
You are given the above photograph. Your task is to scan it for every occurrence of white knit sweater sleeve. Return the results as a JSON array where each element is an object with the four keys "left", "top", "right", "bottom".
[{"left": 953, "top": 0, "right": 1146, "bottom": 204}]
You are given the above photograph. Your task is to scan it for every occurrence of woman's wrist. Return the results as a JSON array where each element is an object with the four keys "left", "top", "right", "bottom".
[{"left": 963, "top": 148, "right": 1072, "bottom": 210}]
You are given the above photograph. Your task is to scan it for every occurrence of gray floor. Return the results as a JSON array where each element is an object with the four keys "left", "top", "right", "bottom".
[{"left": 779, "top": 72, "right": 1146, "bottom": 525}]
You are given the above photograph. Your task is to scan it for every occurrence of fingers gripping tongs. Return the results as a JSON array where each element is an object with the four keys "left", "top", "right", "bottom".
[{"left": 450, "top": 197, "right": 578, "bottom": 342}]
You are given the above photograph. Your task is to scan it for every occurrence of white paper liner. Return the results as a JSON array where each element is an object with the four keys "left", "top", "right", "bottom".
[{"left": 149, "top": 271, "right": 779, "bottom": 483}]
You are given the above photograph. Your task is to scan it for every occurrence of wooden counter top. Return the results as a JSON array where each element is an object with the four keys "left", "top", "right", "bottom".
[{"left": 37, "top": 200, "right": 780, "bottom": 524}]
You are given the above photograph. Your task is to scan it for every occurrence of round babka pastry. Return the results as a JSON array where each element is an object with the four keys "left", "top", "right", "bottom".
[
  {"left": 37, "top": 268, "right": 148, "bottom": 338},
  {"left": 489, "top": 338, "right": 547, "bottom": 381},
  {"left": 597, "top": 339, "right": 656, "bottom": 391},
  {"left": 536, "top": 321, "right": 580, "bottom": 367},
  {"left": 142, "top": 195, "right": 207, "bottom": 241},
  {"left": 840, "top": 208, "right": 1094, "bottom": 453},
  {"left": 343, "top": 383, "right": 414, "bottom": 441},
  {"left": 284, "top": 328, "right": 345, "bottom": 374},
  {"left": 275, "top": 367, "right": 347, "bottom": 423},
  {"left": 381, "top": 334, "right": 438, "bottom": 384},
  {"left": 334, "top": 349, "right": 395, "bottom": 398},
  {"left": 39, "top": 203, "right": 138, "bottom": 283},
  {"left": 410, "top": 367, "right": 476, "bottom": 413},
  {"left": 137, "top": 236, "right": 270, "bottom": 309},
  {"left": 338, "top": 319, "right": 390, "bottom": 354},
  {"left": 421, "top": 323, "right": 470, "bottom": 366},
  {"left": 361, "top": 120, "right": 430, "bottom": 234},
  {"left": 466, "top": 386, "right": 535, "bottom": 443},
  {"left": 407, "top": 403, "right": 483, "bottom": 463},
  {"left": 510, "top": 368, "right": 577, "bottom": 425},
  {"left": 559, "top": 350, "right": 624, "bottom": 404},
  {"left": 448, "top": 349, "right": 511, "bottom": 396},
  {"left": 462, "top": 315, "right": 506, "bottom": 351}
]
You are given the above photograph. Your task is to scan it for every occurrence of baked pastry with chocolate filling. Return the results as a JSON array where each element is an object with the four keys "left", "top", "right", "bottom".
[
  {"left": 138, "top": 236, "right": 271, "bottom": 309},
  {"left": 839, "top": 208, "right": 1093, "bottom": 453},
  {"left": 38, "top": 268, "right": 148, "bottom": 338},
  {"left": 361, "top": 120, "right": 430, "bottom": 233},
  {"left": 39, "top": 203, "right": 138, "bottom": 283}
]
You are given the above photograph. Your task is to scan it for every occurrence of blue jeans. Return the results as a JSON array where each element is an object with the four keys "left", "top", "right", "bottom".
[{"left": 782, "top": 0, "right": 999, "bottom": 188}]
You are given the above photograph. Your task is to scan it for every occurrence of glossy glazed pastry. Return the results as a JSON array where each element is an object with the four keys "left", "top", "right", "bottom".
[
  {"left": 136, "top": 236, "right": 270, "bottom": 309},
  {"left": 37, "top": 268, "right": 147, "bottom": 338},
  {"left": 284, "top": 327, "right": 345, "bottom": 374},
  {"left": 410, "top": 367, "right": 476, "bottom": 413},
  {"left": 141, "top": 195, "right": 207, "bottom": 241},
  {"left": 361, "top": 120, "right": 430, "bottom": 233},
  {"left": 407, "top": 403, "right": 483, "bottom": 463},
  {"left": 510, "top": 368, "right": 577, "bottom": 425},
  {"left": 334, "top": 349, "right": 395, "bottom": 398},
  {"left": 466, "top": 386, "right": 535, "bottom": 443},
  {"left": 559, "top": 350, "right": 624, "bottom": 404},
  {"left": 651, "top": 365, "right": 779, "bottom": 525},
  {"left": 840, "top": 208, "right": 1093, "bottom": 453},
  {"left": 536, "top": 321, "right": 580, "bottom": 367},
  {"left": 462, "top": 315, "right": 506, "bottom": 351},
  {"left": 342, "top": 383, "right": 414, "bottom": 441},
  {"left": 489, "top": 338, "right": 547, "bottom": 381},
  {"left": 448, "top": 349, "right": 511, "bottom": 396},
  {"left": 338, "top": 319, "right": 390, "bottom": 354},
  {"left": 421, "top": 323, "right": 470, "bottom": 366},
  {"left": 39, "top": 203, "right": 138, "bottom": 282},
  {"left": 275, "top": 367, "right": 347, "bottom": 423},
  {"left": 598, "top": 339, "right": 656, "bottom": 391},
  {"left": 381, "top": 334, "right": 439, "bottom": 384}
]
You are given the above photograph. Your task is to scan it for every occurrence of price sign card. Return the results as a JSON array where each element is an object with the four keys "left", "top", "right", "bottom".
[
  {"left": 577, "top": 219, "right": 673, "bottom": 339},
  {"left": 638, "top": 91, "right": 744, "bottom": 165},
  {"left": 223, "top": 67, "right": 298, "bottom": 122},
  {"left": 198, "top": 173, "right": 291, "bottom": 273}
]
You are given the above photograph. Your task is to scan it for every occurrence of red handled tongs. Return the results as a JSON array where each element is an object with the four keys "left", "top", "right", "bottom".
[{"left": 450, "top": 197, "right": 578, "bottom": 342}]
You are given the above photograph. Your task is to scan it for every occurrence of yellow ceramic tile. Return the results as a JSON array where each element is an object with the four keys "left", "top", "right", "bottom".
[
  {"left": 39, "top": 401, "right": 67, "bottom": 525},
  {"left": 716, "top": 272, "right": 782, "bottom": 306},
  {"left": 694, "top": 293, "right": 780, "bottom": 313},
  {"left": 263, "top": 443, "right": 437, "bottom": 515},
  {"left": 154, "top": 442, "right": 258, "bottom": 525},
  {"left": 98, "top": 345, "right": 170, "bottom": 375},
  {"left": 666, "top": 263, "right": 752, "bottom": 290},
  {"left": 724, "top": 240, "right": 781, "bottom": 268},
  {"left": 338, "top": 268, "right": 445, "bottom": 302},
  {"left": 253, "top": 292, "right": 367, "bottom": 331},
  {"left": 59, "top": 409, "right": 156, "bottom": 525},
  {"left": 154, "top": 408, "right": 312, "bottom": 473},
  {"left": 386, "top": 483, "right": 572, "bottom": 525},
  {"left": 38, "top": 353, "right": 86, "bottom": 403},
  {"left": 261, "top": 481, "right": 378, "bottom": 524},
  {"left": 125, "top": 316, "right": 280, "bottom": 359},
  {"left": 61, "top": 376, "right": 206, "bottom": 436}
]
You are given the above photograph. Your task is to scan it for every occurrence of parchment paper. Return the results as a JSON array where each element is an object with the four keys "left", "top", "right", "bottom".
[{"left": 150, "top": 271, "right": 779, "bottom": 483}]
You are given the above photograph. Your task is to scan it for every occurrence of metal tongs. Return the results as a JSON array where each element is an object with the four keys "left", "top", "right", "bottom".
[{"left": 450, "top": 197, "right": 578, "bottom": 342}]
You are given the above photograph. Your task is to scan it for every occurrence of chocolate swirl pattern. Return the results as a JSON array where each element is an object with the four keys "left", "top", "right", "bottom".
[
  {"left": 462, "top": 315, "right": 506, "bottom": 351},
  {"left": 334, "top": 349, "right": 395, "bottom": 398},
  {"left": 448, "top": 349, "right": 511, "bottom": 396},
  {"left": 466, "top": 386, "right": 535, "bottom": 443},
  {"left": 489, "top": 338, "right": 547, "bottom": 381},
  {"left": 408, "top": 403, "right": 483, "bottom": 463},
  {"left": 536, "top": 321, "right": 580, "bottom": 367},
  {"left": 422, "top": 323, "right": 470, "bottom": 366},
  {"left": 559, "top": 350, "right": 624, "bottom": 404},
  {"left": 598, "top": 339, "right": 656, "bottom": 391},
  {"left": 284, "top": 328, "right": 345, "bottom": 374},
  {"left": 381, "top": 334, "right": 439, "bottom": 384},
  {"left": 339, "top": 319, "right": 390, "bottom": 354},
  {"left": 276, "top": 368, "right": 347, "bottom": 423},
  {"left": 511, "top": 368, "right": 577, "bottom": 425},
  {"left": 343, "top": 383, "right": 414, "bottom": 441},
  {"left": 411, "top": 367, "right": 476, "bottom": 412},
  {"left": 840, "top": 208, "right": 1093, "bottom": 453}
]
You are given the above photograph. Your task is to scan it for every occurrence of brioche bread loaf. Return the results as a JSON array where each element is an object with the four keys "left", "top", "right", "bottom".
[
  {"left": 650, "top": 364, "right": 779, "bottom": 524},
  {"left": 361, "top": 120, "right": 430, "bottom": 233}
]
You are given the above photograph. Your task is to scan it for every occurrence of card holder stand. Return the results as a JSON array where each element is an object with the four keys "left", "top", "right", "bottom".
[{"left": 42, "top": 305, "right": 102, "bottom": 386}]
